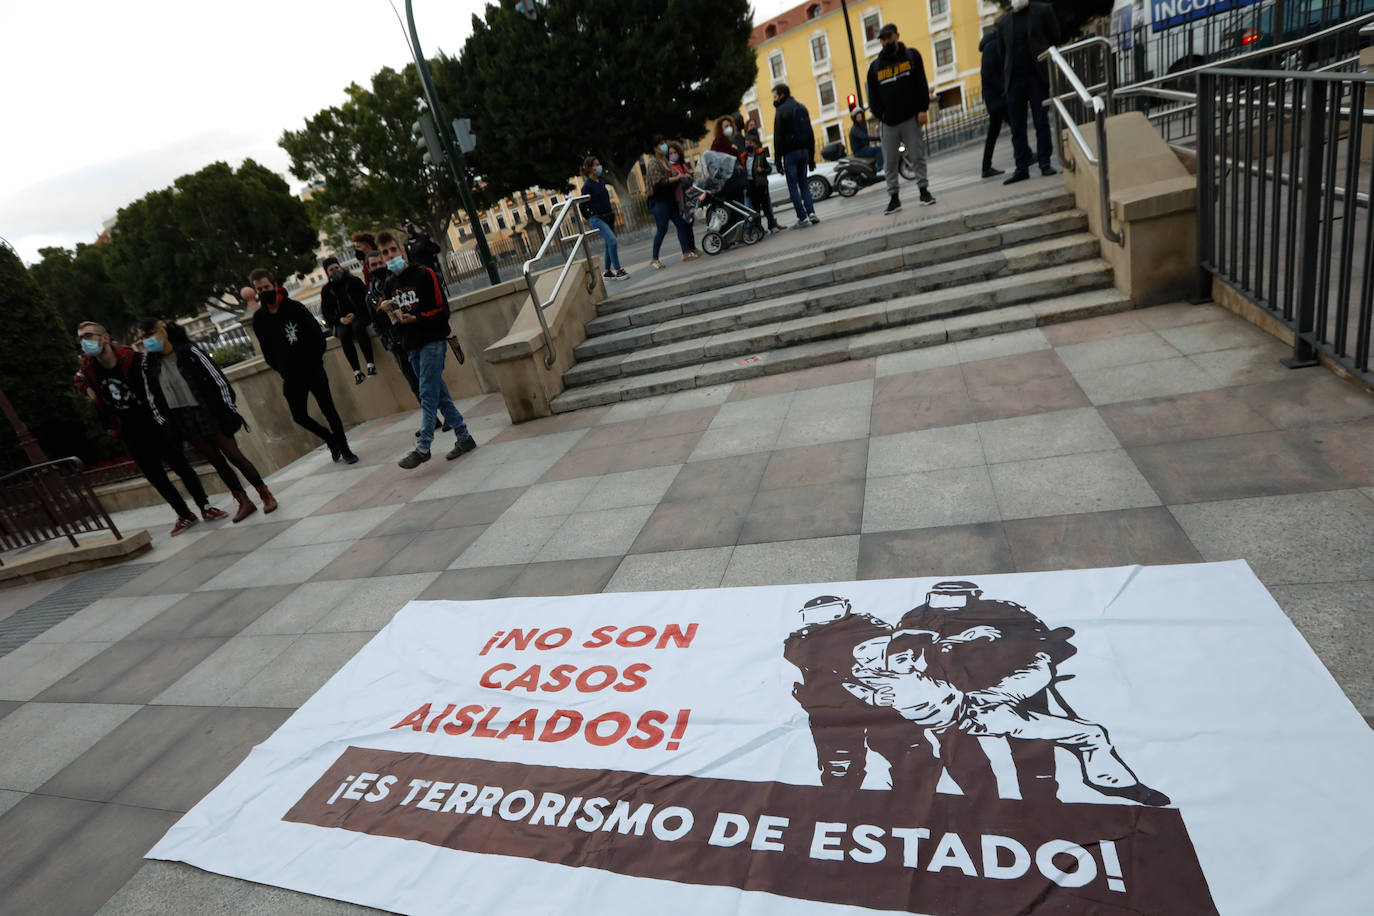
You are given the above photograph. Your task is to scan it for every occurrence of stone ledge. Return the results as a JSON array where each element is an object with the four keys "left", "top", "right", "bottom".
[
  {"left": 1113, "top": 176, "right": 1197, "bottom": 222},
  {"left": 0, "top": 529, "right": 152, "bottom": 585}
]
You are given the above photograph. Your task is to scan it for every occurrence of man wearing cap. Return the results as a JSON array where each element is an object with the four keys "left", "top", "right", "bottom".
[
  {"left": 319, "top": 256, "right": 376, "bottom": 386},
  {"left": 866, "top": 23, "right": 936, "bottom": 214},
  {"left": 784, "top": 596, "right": 937, "bottom": 793},
  {"left": 996, "top": 0, "right": 1062, "bottom": 184}
]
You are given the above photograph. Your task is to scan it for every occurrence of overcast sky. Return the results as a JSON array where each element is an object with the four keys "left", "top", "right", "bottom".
[{"left": 1, "top": 1, "right": 791, "bottom": 266}]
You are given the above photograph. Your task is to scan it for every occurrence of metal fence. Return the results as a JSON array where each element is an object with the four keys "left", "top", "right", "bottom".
[
  {"left": 0, "top": 458, "right": 124, "bottom": 560},
  {"left": 1198, "top": 67, "right": 1374, "bottom": 382},
  {"left": 924, "top": 105, "right": 993, "bottom": 157}
]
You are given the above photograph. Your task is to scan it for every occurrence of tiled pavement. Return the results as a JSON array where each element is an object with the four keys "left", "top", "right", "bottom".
[{"left": 1, "top": 301, "right": 1373, "bottom": 914}]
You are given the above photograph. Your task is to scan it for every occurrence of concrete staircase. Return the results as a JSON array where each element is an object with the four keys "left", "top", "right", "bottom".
[{"left": 551, "top": 189, "right": 1129, "bottom": 413}]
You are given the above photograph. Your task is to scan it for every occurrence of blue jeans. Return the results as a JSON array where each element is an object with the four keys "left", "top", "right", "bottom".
[
  {"left": 1006, "top": 74, "right": 1053, "bottom": 172},
  {"left": 406, "top": 339, "right": 468, "bottom": 453},
  {"left": 782, "top": 148, "right": 815, "bottom": 221},
  {"left": 648, "top": 199, "right": 694, "bottom": 259},
  {"left": 587, "top": 215, "right": 621, "bottom": 271},
  {"left": 854, "top": 144, "right": 884, "bottom": 173}
]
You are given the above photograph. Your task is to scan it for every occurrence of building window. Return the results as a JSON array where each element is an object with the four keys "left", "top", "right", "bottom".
[
  {"left": 810, "top": 33, "right": 829, "bottom": 65},
  {"left": 929, "top": 0, "right": 948, "bottom": 20},
  {"left": 482, "top": 220, "right": 491, "bottom": 233},
  {"left": 550, "top": 195, "right": 560, "bottom": 204},
  {"left": 825, "top": 124, "right": 842, "bottom": 143},
  {"left": 937, "top": 86, "right": 964, "bottom": 112},
  {"left": 862, "top": 9, "right": 882, "bottom": 43},
  {"left": 458, "top": 227, "right": 469, "bottom": 240},
  {"left": 806, "top": 3, "right": 821, "bottom": 19},
  {"left": 496, "top": 215, "right": 507, "bottom": 230},
  {"left": 817, "top": 77, "right": 837, "bottom": 113},
  {"left": 934, "top": 37, "right": 955, "bottom": 72},
  {"left": 769, "top": 51, "right": 785, "bottom": 80},
  {"left": 538, "top": 202, "right": 548, "bottom": 216},
  {"left": 747, "top": 107, "right": 761, "bottom": 131}
]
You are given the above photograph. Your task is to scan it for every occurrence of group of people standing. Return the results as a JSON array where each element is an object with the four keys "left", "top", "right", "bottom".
[{"left": 981, "top": 0, "right": 1063, "bottom": 184}]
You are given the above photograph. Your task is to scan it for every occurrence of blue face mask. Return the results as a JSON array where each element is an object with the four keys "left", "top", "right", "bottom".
[
  {"left": 595, "top": 164, "right": 603, "bottom": 176},
  {"left": 387, "top": 256, "right": 406, "bottom": 273},
  {"left": 80, "top": 338, "right": 102, "bottom": 356},
  {"left": 658, "top": 143, "right": 669, "bottom": 155},
  {"left": 143, "top": 337, "right": 164, "bottom": 353}
]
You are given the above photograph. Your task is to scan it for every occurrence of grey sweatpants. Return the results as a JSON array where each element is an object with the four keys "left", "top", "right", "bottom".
[{"left": 880, "top": 115, "right": 929, "bottom": 195}]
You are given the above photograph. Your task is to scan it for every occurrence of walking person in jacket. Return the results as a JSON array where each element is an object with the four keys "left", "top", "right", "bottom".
[
  {"left": 867, "top": 23, "right": 936, "bottom": 214},
  {"left": 645, "top": 136, "right": 700, "bottom": 270},
  {"left": 319, "top": 256, "right": 377, "bottom": 385},
  {"left": 248, "top": 267, "right": 358, "bottom": 464},
  {"left": 741, "top": 128, "right": 782, "bottom": 233},
  {"left": 580, "top": 157, "right": 628, "bottom": 282},
  {"left": 75, "top": 321, "right": 227, "bottom": 536},
  {"left": 848, "top": 109, "right": 884, "bottom": 172},
  {"left": 979, "top": 29, "right": 1009, "bottom": 179},
  {"left": 375, "top": 231, "right": 477, "bottom": 469},
  {"left": 137, "top": 318, "right": 275, "bottom": 523},
  {"left": 997, "top": 0, "right": 1062, "bottom": 184},
  {"left": 770, "top": 83, "right": 819, "bottom": 228}
]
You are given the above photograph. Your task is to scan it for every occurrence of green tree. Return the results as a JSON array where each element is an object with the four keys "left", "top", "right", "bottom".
[
  {"left": 456, "top": 0, "right": 757, "bottom": 204},
  {"left": 0, "top": 245, "right": 107, "bottom": 472},
  {"left": 103, "top": 159, "right": 317, "bottom": 319},
  {"left": 28, "top": 242, "right": 138, "bottom": 341},
  {"left": 280, "top": 62, "right": 463, "bottom": 252}
]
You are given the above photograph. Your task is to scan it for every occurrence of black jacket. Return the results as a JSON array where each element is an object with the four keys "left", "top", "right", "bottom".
[
  {"left": 979, "top": 32, "right": 1007, "bottom": 110},
  {"left": 319, "top": 273, "right": 371, "bottom": 331},
  {"left": 771, "top": 95, "right": 815, "bottom": 163},
  {"left": 252, "top": 294, "right": 327, "bottom": 378},
  {"left": 579, "top": 177, "right": 615, "bottom": 222},
  {"left": 866, "top": 44, "right": 931, "bottom": 126},
  {"left": 383, "top": 264, "right": 451, "bottom": 352},
  {"left": 141, "top": 342, "right": 245, "bottom": 434},
  {"left": 405, "top": 232, "right": 442, "bottom": 272},
  {"left": 366, "top": 270, "right": 398, "bottom": 349},
  {"left": 996, "top": 3, "right": 1062, "bottom": 89},
  {"left": 848, "top": 121, "right": 880, "bottom": 154}
]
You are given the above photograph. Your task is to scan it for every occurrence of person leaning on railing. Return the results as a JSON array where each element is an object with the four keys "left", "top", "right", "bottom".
[{"left": 73, "top": 321, "right": 229, "bottom": 537}]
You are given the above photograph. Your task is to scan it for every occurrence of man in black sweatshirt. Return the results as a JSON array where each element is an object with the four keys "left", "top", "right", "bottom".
[
  {"left": 319, "top": 256, "right": 376, "bottom": 385},
  {"left": 249, "top": 267, "right": 357, "bottom": 464},
  {"left": 866, "top": 22, "right": 935, "bottom": 214},
  {"left": 375, "top": 231, "right": 476, "bottom": 469}
]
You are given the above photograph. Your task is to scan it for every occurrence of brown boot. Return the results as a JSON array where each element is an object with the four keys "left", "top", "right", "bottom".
[
  {"left": 256, "top": 484, "right": 278, "bottom": 514},
  {"left": 232, "top": 491, "right": 257, "bottom": 524}
]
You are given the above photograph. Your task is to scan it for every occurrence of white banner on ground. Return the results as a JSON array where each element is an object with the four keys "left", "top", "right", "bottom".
[{"left": 149, "top": 561, "right": 1374, "bottom": 915}]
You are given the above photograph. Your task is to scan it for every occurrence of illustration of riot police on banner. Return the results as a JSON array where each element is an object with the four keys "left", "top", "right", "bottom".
[
  {"left": 784, "top": 583, "right": 1170, "bottom": 807},
  {"left": 783, "top": 596, "right": 945, "bottom": 795}
]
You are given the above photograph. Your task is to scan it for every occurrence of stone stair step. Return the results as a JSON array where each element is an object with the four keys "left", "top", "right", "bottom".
[
  {"left": 594, "top": 188, "right": 1076, "bottom": 315},
  {"left": 564, "top": 234, "right": 1104, "bottom": 387},
  {"left": 553, "top": 262, "right": 1118, "bottom": 404}
]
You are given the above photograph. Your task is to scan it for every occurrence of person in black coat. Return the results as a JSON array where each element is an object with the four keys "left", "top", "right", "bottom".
[
  {"left": 979, "top": 29, "right": 1008, "bottom": 178},
  {"left": 137, "top": 318, "right": 275, "bottom": 523},
  {"left": 319, "top": 256, "right": 376, "bottom": 385},
  {"left": 996, "top": 0, "right": 1062, "bottom": 184}
]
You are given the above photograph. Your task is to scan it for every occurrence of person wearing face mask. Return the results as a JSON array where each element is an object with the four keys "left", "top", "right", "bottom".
[
  {"left": 866, "top": 23, "right": 935, "bottom": 214},
  {"left": 996, "top": 0, "right": 1062, "bottom": 185},
  {"left": 365, "top": 248, "right": 424, "bottom": 408},
  {"left": 73, "top": 321, "right": 227, "bottom": 536},
  {"left": 137, "top": 318, "right": 275, "bottom": 523},
  {"left": 770, "top": 83, "right": 819, "bottom": 228},
  {"left": 319, "top": 256, "right": 377, "bottom": 385},
  {"left": 644, "top": 135, "right": 700, "bottom": 270},
  {"left": 374, "top": 231, "right": 476, "bottom": 469},
  {"left": 740, "top": 128, "right": 782, "bottom": 233},
  {"left": 710, "top": 116, "right": 741, "bottom": 155},
  {"left": 249, "top": 267, "right": 357, "bottom": 465},
  {"left": 579, "top": 157, "right": 628, "bottom": 281}
]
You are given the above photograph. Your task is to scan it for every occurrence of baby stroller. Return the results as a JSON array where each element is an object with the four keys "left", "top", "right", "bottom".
[{"left": 693, "top": 151, "right": 765, "bottom": 255}]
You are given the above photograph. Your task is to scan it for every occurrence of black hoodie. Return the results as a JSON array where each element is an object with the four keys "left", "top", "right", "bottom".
[
  {"left": 252, "top": 293, "right": 327, "bottom": 378},
  {"left": 866, "top": 43, "right": 931, "bottom": 127},
  {"left": 980, "top": 32, "right": 1007, "bottom": 110}
]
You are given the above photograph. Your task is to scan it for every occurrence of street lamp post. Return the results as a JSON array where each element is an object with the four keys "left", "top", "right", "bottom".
[
  {"left": 404, "top": 0, "right": 500, "bottom": 286},
  {"left": 840, "top": 0, "right": 865, "bottom": 112}
]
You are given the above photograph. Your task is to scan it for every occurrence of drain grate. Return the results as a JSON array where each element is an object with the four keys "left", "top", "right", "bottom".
[{"left": 0, "top": 563, "right": 156, "bottom": 657}]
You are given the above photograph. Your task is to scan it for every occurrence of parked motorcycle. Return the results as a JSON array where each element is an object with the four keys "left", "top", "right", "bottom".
[{"left": 833, "top": 152, "right": 917, "bottom": 197}]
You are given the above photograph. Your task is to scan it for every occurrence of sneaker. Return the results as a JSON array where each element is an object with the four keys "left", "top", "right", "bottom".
[
  {"left": 201, "top": 506, "right": 228, "bottom": 522},
  {"left": 366, "top": 363, "right": 377, "bottom": 376},
  {"left": 398, "top": 449, "right": 431, "bottom": 469},
  {"left": 884, "top": 194, "right": 902, "bottom": 215},
  {"left": 170, "top": 516, "right": 198, "bottom": 537},
  {"left": 791, "top": 218, "right": 810, "bottom": 229},
  {"left": 1041, "top": 165, "right": 1058, "bottom": 177},
  {"left": 982, "top": 167, "right": 1005, "bottom": 178},
  {"left": 919, "top": 188, "right": 936, "bottom": 206},
  {"left": 603, "top": 269, "right": 616, "bottom": 280},
  {"left": 1004, "top": 170, "right": 1030, "bottom": 185},
  {"left": 614, "top": 269, "right": 630, "bottom": 280},
  {"left": 354, "top": 370, "right": 365, "bottom": 385},
  {"left": 340, "top": 448, "right": 359, "bottom": 465},
  {"left": 446, "top": 434, "right": 478, "bottom": 460},
  {"left": 808, "top": 213, "right": 819, "bottom": 224}
]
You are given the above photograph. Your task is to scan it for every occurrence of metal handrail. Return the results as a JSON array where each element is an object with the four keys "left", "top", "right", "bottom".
[
  {"left": 521, "top": 194, "right": 597, "bottom": 369},
  {"left": 1042, "top": 45, "right": 1124, "bottom": 246},
  {"left": 1053, "top": 35, "right": 1117, "bottom": 111}
]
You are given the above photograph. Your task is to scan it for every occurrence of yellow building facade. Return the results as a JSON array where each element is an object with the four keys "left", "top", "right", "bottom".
[{"left": 744, "top": 0, "right": 998, "bottom": 154}]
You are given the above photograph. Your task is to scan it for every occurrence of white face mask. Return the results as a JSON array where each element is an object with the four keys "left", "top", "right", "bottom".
[
  {"left": 1011, "top": 0, "right": 1029, "bottom": 9},
  {"left": 723, "top": 125, "right": 734, "bottom": 137}
]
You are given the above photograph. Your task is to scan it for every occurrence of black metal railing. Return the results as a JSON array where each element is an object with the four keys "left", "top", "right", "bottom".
[
  {"left": 0, "top": 458, "right": 124, "bottom": 560},
  {"left": 1198, "top": 67, "right": 1374, "bottom": 381}
]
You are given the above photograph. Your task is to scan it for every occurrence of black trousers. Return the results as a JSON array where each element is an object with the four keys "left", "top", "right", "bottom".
[
  {"left": 747, "top": 181, "right": 779, "bottom": 228},
  {"left": 282, "top": 364, "right": 347, "bottom": 447},
  {"left": 122, "top": 423, "right": 208, "bottom": 518},
  {"left": 982, "top": 106, "right": 1009, "bottom": 171},
  {"left": 336, "top": 323, "right": 375, "bottom": 373}
]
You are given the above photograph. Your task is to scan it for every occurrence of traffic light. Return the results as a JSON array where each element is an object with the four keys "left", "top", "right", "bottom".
[
  {"left": 846, "top": 93, "right": 858, "bottom": 113},
  {"left": 411, "top": 111, "right": 445, "bottom": 166}
]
